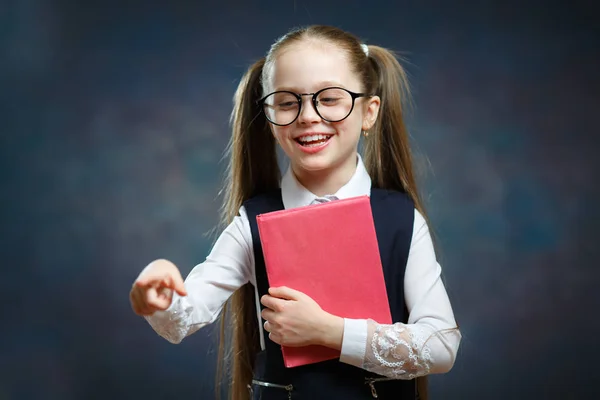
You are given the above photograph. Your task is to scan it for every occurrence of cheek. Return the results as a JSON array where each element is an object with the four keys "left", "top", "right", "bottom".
[
  {"left": 271, "top": 126, "right": 289, "bottom": 142},
  {"left": 336, "top": 116, "right": 363, "bottom": 139},
  {"left": 271, "top": 126, "right": 296, "bottom": 152}
]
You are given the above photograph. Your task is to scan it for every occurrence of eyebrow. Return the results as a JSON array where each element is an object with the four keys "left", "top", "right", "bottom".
[{"left": 274, "top": 81, "right": 347, "bottom": 92}]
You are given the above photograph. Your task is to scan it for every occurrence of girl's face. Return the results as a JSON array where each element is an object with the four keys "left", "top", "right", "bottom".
[{"left": 264, "top": 42, "right": 380, "bottom": 178}]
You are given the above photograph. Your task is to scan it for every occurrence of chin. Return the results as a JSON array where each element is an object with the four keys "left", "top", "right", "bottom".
[{"left": 295, "top": 158, "right": 333, "bottom": 172}]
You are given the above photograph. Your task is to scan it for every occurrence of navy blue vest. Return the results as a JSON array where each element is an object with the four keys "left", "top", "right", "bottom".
[{"left": 244, "top": 188, "right": 417, "bottom": 400}]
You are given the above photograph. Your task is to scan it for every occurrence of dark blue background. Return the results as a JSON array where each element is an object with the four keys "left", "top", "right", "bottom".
[{"left": 1, "top": 1, "right": 598, "bottom": 398}]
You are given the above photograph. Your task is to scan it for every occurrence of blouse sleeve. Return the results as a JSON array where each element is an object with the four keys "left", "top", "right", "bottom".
[
  {"left": 361, "top": 319, "right": 460, "bottom": 379},
  {"left": 144, "top": 206, "right": 255, "bottom": 344},
  {"left": 339, "top": 209, "right": 461, "bottom": 378}
]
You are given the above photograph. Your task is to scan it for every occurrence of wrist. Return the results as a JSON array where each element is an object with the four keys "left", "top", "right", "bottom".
[{"left": 317, "top": 313, "right": 344, "bottom": 350}]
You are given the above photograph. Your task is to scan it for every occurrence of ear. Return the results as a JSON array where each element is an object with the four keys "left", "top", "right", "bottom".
[{"left": 362, "top": 95, "right": 380, "bottom": 131}]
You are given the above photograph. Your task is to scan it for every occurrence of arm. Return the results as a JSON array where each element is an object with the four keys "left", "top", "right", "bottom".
[
  {"left": 338, "top": 209, "right": 461, "bottom": 379},
  {"left": 144, "top": 206, "right": 254, "bottom": 344}
]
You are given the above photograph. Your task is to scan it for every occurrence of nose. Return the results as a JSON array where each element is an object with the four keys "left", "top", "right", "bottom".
[{"left": 297, "top": 96, "right": 321, "bottom": 124}]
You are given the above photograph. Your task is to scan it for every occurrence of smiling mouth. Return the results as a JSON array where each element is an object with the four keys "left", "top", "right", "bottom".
[{"left": 295, "top": 134, "right": 333, "bottom": 147}]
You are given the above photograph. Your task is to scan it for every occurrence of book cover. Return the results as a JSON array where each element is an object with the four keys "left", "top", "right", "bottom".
[{"left": 256, "top": 196, "right": 392, "bottom": 368}]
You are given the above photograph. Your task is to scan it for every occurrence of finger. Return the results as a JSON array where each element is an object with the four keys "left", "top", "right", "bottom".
[
  {"left": 135, "top": 273, "right": 165, "bottom": 288},
  {"left": 130, "top": 288, "right": 143, "bottom": 315},
  {"left": 157, "top": 286, "right": 174, "bottom": 302},
  {"left": 261, "top": 308, "right": 275, "bottom": 321},
  {"left": 139, "top": 295, "right": 156, "bottom": 316},
  {"left": 268, "top": 286, "right": 303, "bottom": 301},
  {"left": 263, "top": 320, "right": 271, "bottom": 332},
  {"left": 146, "top": 288, "right": 171, "bottom": 311},
  {"left": 146, "top": 287, "right": 171, "bottom": 311},
  {"left": 131, "top": 288, "right": 153, "bottom": 316},
  {"left": 268, "top": 332, "right": 281, "bottom": 345},
  {"left": 162, "top": 274, "right": 187, "bottom": 297},
  {"left": 260, "top": 295, "right": 287, "bottom": 312}
]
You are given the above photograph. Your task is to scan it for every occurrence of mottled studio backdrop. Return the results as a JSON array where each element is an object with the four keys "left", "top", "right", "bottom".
[{"left": 1, "top": 0, "right": 599, "bottom": 399}]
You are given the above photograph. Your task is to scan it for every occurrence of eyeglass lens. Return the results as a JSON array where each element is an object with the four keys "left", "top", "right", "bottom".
[{"left": 262, "top": 88, "right": 355, "bottom": 125}]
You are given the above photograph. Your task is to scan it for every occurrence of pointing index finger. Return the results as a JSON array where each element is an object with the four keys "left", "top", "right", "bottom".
[{"left": 136, "top": 273, "right": 170, "bottom": 288}]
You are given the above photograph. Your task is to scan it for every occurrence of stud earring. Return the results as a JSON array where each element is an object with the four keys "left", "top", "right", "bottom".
[{"left": 362, "top": 130, "right": 369, "bottom": 137}]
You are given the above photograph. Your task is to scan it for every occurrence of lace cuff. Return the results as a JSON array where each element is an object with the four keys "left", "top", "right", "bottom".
[
  {"left": 363, "top": 319, "right": 434, "bottom": 380},
  {"left": 144, "top": 294, "right": 205, "bottom": 344}
]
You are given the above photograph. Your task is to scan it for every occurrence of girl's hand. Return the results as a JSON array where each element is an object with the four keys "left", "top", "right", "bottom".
[
  {"left": 260, "top": 287, "right": 344, "bottom": 349},
  {"left": 130, "top": 259, "right": 187, "bottom": 316}
]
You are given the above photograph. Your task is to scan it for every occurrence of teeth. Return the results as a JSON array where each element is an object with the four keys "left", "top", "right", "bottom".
[{"left": 298, "top": 134, "right": 331, "bottom": 143}]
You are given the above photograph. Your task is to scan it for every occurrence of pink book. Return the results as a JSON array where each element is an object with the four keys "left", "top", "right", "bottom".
[{"left": 256, "top": 195, "right": 392, "bottom": 368}]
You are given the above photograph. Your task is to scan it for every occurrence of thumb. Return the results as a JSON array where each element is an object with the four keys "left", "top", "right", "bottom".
[{"left": 163, "top": 273, "right": 188, "bottom": 297}]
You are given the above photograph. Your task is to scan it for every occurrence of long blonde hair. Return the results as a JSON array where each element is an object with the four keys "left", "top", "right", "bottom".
[{"left": 216, "top": 25, "right": 433, "bottom": 400}]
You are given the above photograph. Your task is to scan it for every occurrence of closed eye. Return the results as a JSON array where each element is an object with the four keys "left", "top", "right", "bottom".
[{"left": 319, "top": 97, "right": 341, "bottom": 105}]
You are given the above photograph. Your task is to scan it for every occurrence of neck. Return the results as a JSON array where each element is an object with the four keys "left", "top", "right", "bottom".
[{"left": 291, "top": 153, "right": 358, "bottom": 197}]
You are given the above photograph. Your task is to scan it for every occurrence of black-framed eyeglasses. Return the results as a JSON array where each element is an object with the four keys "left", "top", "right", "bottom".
[{"left": 257, "top": 87, "right": 374, "bottom": 126}]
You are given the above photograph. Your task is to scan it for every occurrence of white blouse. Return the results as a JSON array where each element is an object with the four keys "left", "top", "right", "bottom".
[{"left": 144, "top": 155, "right": 461, "bottom": 379}]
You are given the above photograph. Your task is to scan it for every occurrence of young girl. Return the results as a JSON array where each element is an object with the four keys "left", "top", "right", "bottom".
[{"left": 130, "top": 25, "right": 461, "bottom": 400}]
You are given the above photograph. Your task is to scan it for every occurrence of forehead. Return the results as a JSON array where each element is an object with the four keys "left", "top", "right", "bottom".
[{"left": 266, "top": 41, "right": 360, "bottom": 93}]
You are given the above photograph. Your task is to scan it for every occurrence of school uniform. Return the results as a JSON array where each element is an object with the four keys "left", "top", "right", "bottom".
[{"left": 145, "top": 155, "right": 461, "bottom": 399}]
